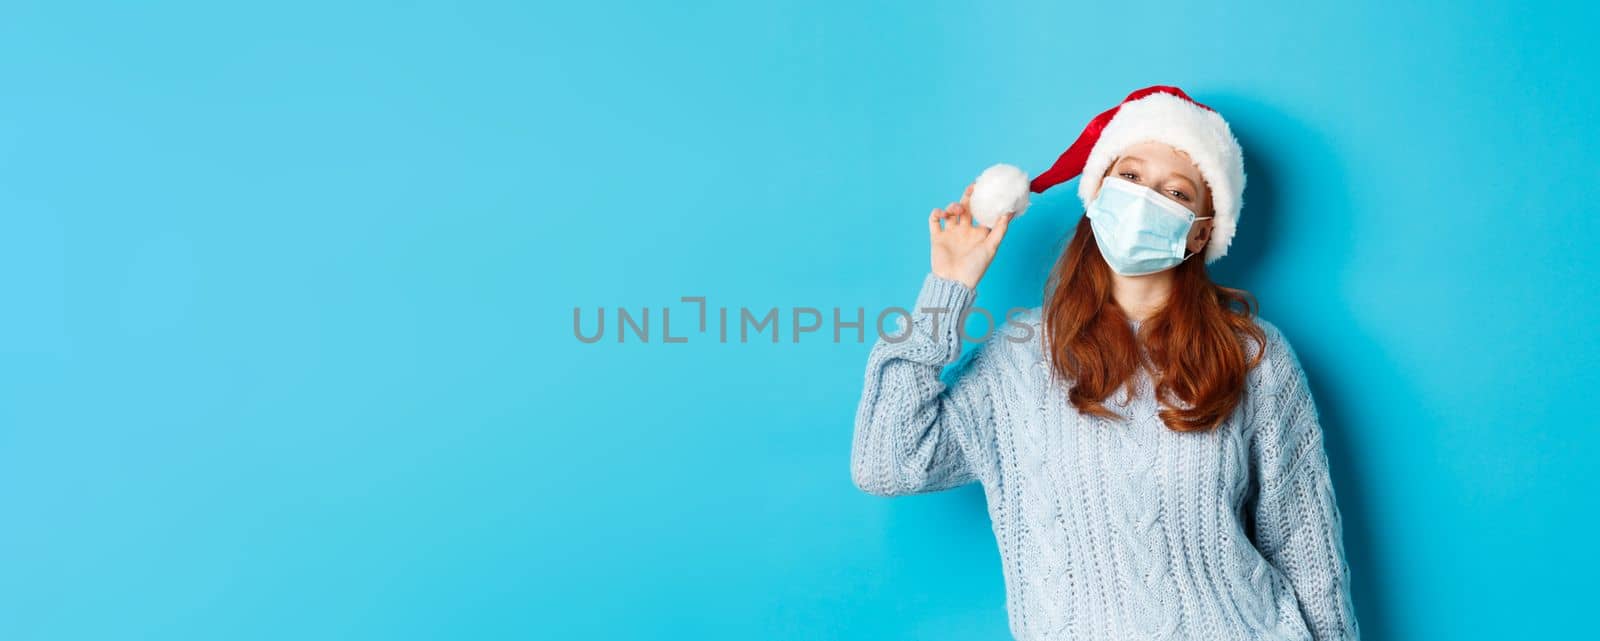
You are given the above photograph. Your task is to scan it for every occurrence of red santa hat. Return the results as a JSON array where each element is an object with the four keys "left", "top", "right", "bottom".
[{"left": 1032, "top": 85, "right": 1246, "bottom": 263}]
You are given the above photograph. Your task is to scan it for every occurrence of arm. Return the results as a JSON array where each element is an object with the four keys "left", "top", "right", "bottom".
[
  {"left": 849, "top": 273, "right": 1000, "bottom": 496},
  {"left": 1249, "top": 328, "right": 1361, "bottom": 640}
]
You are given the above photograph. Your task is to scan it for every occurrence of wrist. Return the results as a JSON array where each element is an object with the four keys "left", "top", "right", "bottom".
[
  {"left": 932, "top": 268, "right": 980, "bottom": 290},
  {"left": 927, "top": 271, "right": 979, "bottom": 296}
]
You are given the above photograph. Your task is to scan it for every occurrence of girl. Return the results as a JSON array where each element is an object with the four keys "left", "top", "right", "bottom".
[{"left": 850, "top": 86, "right": 1359, "bottom": 641}]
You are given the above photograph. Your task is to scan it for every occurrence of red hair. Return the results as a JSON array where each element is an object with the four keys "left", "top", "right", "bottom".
[{"left": 1043, "top": 215, "right": 1267, "bottom": 432}]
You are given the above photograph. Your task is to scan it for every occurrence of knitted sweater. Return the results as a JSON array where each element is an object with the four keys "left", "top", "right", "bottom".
[{"left": 850, "top": 273, "right": 1359, "bottom": 641}]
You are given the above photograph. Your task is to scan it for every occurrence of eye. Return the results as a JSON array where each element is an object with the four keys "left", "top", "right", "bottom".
[
  {"left": 1118, "top": 172, "right": 1139, "bottom": 181},
  {"left": 1168, "top": 189, "right": 1191, "bottom": 202}
]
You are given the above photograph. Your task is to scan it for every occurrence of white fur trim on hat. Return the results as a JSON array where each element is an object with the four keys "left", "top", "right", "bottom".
[{"left": 1076, "top": 92, "right": 1246, "bottom": 263}]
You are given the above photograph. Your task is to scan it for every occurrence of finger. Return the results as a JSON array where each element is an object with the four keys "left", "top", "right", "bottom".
[
  {"left": 983, "top": 212, "right": 1013, "bottom": 251},
  {"left": 929, "top": 208, "right": 944, "bottom": 234},
  {"left": 948, "top": 202, "right": 966, "bottom": 219},
  {"left": 961, "top": 182, "right": 975, "bottom": 208}
]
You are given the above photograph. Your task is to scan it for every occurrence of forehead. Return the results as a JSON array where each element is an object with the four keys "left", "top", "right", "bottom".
[{"left": 1115, "top": 141, "right": 1205, "bottom": 186}]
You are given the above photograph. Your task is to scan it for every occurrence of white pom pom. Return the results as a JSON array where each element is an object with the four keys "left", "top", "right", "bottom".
[{"left": 969, "top": 163, "right": 1030, "bottom": 227}]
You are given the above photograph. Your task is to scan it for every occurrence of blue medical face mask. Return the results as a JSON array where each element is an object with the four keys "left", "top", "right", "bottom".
[{"left": 1085, "top": 176, "right": 1212, "bottom": 276}]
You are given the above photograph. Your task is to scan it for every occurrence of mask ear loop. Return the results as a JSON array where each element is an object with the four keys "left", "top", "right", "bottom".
[{"left": 1180, "top": 216, "right": 1214, "bottom": 261}]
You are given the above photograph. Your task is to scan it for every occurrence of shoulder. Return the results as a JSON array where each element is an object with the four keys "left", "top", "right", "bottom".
[
  {"left": 952, "top": 305, "right": 1046, "bottom": 373},
  {"left": 990, "top": 305, "right": 1047, "bottom": 360},
  {"left": 1244, "top": 314, "right": 1313, "bottom": 406},
  {"left": 1245, "top": 314, "right": 1294, "bottom": 367}
]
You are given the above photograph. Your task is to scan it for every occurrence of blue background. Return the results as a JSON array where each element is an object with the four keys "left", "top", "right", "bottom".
[{"left": 3, "top": 1, "right": 1596, "bottom": 639}]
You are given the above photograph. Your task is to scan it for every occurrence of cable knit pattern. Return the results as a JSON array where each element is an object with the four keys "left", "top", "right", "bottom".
[{"left": 851, "top": 273, "right": 1359, "bottom": 641}]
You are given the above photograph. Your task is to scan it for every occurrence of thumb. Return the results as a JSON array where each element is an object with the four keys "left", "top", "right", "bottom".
[{"left": 983, "top": 212, "right": 1013, "bottom": 251}]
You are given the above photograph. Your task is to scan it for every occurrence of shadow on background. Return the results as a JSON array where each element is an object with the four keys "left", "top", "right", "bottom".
[{"left": 1211, "top": 91, "right": 1401, "bottom": 640}]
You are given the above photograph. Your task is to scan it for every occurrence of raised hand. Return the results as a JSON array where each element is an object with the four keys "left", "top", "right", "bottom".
[{"left": 929, "top": 183, "right": 1013, "bottom": 289}]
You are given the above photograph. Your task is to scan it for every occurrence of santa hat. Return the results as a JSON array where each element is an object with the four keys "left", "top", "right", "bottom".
[
  {"left": 1036, "top": 85, "right": 1245, "bottom": 263},
  {"left": 971, "top": 85, "right": 1246, "bottom": 264}
]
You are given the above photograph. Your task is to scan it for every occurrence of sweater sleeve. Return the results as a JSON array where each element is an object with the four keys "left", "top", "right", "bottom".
[
  {"left": 1248, "top": 326, "right": 1360, "bottom": 641},
  {"left": 849, "top": 272, "right": 1001, "bottom": 497}
]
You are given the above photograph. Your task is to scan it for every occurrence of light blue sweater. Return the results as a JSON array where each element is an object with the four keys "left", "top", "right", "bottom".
[{"left": 851, "top": 273, "right": 1359, "bottom": 641}]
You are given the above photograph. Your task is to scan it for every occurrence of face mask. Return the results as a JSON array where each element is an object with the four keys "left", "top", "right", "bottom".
[{"left": 1085, "top": 176, "right": 1212, "bottom": 276}]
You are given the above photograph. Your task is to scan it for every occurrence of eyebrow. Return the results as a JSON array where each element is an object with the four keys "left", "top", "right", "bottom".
[{"left": 1117, "top": 155, "right": 1200, "bottom": 193}]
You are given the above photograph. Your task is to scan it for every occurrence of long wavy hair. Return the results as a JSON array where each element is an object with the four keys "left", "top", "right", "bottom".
[{"left": 1043, "top": 214, "right": 1267, "bottom": 432}]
